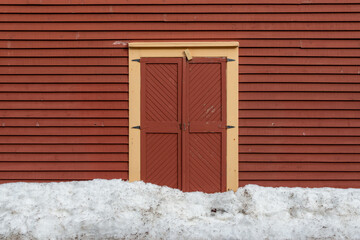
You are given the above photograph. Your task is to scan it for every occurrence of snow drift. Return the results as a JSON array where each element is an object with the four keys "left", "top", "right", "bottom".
[{"left": 1, "top": 179, "right": 360, "bottom": 239}]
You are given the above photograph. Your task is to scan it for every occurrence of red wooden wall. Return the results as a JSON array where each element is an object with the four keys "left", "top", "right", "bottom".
[{"left": 1, "top": 0, "right": 360, "bottom": 188}]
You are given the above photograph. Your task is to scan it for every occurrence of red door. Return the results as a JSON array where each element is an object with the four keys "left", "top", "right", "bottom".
[{"left": 140, "top": 57, "right": 226, "bottom": 193}]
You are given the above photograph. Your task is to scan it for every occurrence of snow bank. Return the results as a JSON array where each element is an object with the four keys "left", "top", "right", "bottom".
[{"left": 1, "top": 180, "right": 360, "bottom": 240}]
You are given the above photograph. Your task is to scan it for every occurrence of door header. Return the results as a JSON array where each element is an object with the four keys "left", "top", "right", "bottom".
[{"left": 129, "top": 42, "right": 239, "bottom": 48}]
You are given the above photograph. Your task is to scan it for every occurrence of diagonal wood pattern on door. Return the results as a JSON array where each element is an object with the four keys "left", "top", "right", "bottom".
[
  {"left": 189, "top": 63, "right": 222, "bottom": 121},
  {"left": 145, "top": 63, "right": 178, "bottom": 121},
  {"left": 145, "top": 133, "right": 178, "bottom": 188},
  {"left": 141, "top": 57, "right": 226, "bottom": 193},
  {"left": 141, "top": 58, "right": 182, "bottom": 189},
  {"left": 185, "top": 58, "right": 227, "bottom": 193},
  {"left": 189, "top": 133, "right": 222, "bottom": 192}
]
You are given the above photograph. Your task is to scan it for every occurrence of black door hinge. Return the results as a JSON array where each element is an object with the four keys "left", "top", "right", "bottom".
[
  {"left": 132, "top": 59, "right": 140, "bottom": 62},
  {"left": 132, "top": 126, "right": 141, "bottom": 129},
  {"left": 227, "top": 58, "right": 235, "bottom": 62},
  {"left": 226, "top": 125, "right": 235, "bottom": 129}
]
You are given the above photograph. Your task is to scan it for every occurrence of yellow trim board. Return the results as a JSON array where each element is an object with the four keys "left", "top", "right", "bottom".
[
  {"left": 129, "top": 42, "right": 239, "bottom": 48},
  {"left": 129, "top": 42, "right": 239, "bottom": 191}
]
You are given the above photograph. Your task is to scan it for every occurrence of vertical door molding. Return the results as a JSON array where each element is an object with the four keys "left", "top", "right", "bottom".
[{"left": 129, "top": 42, "right": 239, "bottom": 191}]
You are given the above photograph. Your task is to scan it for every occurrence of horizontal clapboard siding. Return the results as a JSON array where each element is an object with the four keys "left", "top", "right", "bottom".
[{"left": 1, "top": 0, "right": 360, "bottom": 188}]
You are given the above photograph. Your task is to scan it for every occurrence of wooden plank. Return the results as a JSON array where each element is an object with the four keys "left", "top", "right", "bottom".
[
  {"left": 3, "top": 22, "right": 360, "bottom": 31},
  {"left": 240, "top": 136, "right": 360, "bottom": 145},
  {"left": 239, "top": 101, "right": 360, "bottom": 110},
  {"left": 0, "top": 127, "right": 128, "bottom": 135},
  {"left": 1, "top": 0, "right": 359, "bottom": 4},
  {"left": 0, "top": 180, "right": 83, "bottom": 183},
  {"left": 0, "top": 171, "right": 128, "bottom": 180},
  {"left": 2, "top": 31, "right": 360, "bottom": 40},
  {"left": 0, "top": 83, "right": 128, "bottom": 92},
  {"left": 0, "top": 66, "right": 128, "bottom": 75},
  {"left": 0, "top": 49, "right": 127, "bottom": 57},
  {"left": 239, "top": 75, "right": 360, "bottom": 83},
  {"left": 2, "top": 13, "right": 360, "bottom": 22},
  {"left": 0, "top": 144, "right": 128, "bottom": 153},
  {"left": 301, "top": 40, "right": 360, "bottom": 49},
  {"left": 239, "top": 162, "right": 360, "bottom": 171},
  {"left": 239, "top": 145, "right": 360, "bottom": 153},
  {"left": 239, "top": 119, "right": 360, "bottom": 127},
  {"left": 238, "top": 180, "right": 360, "bottom": 188},
  {"left": 0, "top": 153, "right": 128, "bottom": 162},
  {"left": 0, "top": 39, "right": 359, "bottom": 51},
  {"left": 0, "top": 161, "right": 128, "bottom": 171},
  {"left": 239, "top": 92, "right": 360, "bottom": 101},
  {"left": 239, "top": 127, "right": 360, "bottom": 136},
  {"left": 0, "top": 57, "right": 128, "bottom": 66},
  {"left": 0, "top": 136, "right": 128, "bottom": 144},
  {"left": 2, "top": 178, "right": 359, "bottom": 187},
  {"left": 0, "top": 40, "right": 129, "bottom": 49},
  {"left": 240, "top": 48, "right": 360, "bottom": 57},
  {"left": 0, "top": 93, "right": 129, "bottom": 101},
  {"left": 0, "top": 119, "right": 128, "bottom": 127},
  {"left": 0, "top": 40, "right": 301, "bottom": 49},
  {"left": 0, "top": 75, "right": 128, "bottom": 83},
  {"left": 2, "top": 5, "right": 360, "bottom": 13},
  {"left": 0, "top": 101, "right": 128, "bottom": 110},
  {"left": 239, "top": 153, "right": 360, "bottom": 162},
  {"left": 12, "top": 48, "right": 360, "bottom": 59},
  {"left": 239, "top": 172, "right": 360, "bottom": 180},
  {"left": 240, "top": 83, "right": 360, "bottom": 92},
  {"left": 0, "top": 110, "right": 128, "bottom": 118},
  {"left": 240, "top": 66, "right": 360, "bottom": 74},
  {"left": 239, "top": 57, "right": 360, "bottom": 66},
  {"left": 239, "top": 110, "right": 360, "bottom": 118},
  {"left": 238, "top": 40, "right": 301, "bottom": 48}
]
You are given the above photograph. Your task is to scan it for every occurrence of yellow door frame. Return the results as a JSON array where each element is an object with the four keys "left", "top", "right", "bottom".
[{"left": 128, "top": 42, "right": 239, "bottom": 191}]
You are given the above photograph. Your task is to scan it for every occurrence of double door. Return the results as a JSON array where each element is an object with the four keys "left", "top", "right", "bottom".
[{"left": 140, "top": 57, "right": 227, "bottom": 193}]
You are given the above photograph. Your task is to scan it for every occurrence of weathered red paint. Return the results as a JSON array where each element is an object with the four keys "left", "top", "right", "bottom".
[
  {"left": 1, "top": 1, "right": 360, "bottom": 188},
  {"left": 140, "top": 57, "right": 183, "bottom": 189},
  {"left": 184, "top": 58, "right": 227, "bottom": 193},
  {"left": 140, "top": 57, "right": 226, "bottom": 193}
]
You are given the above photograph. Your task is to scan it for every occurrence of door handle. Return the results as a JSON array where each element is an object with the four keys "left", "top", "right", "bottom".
[
  {"left": 180, "top": 122, "right": 190, "bottom": 131},
  {"left": 179, "top": 123, "right": 186, "bottom": 131},
  {"left": 180, "top": 123, "right": 189, "bottom": 131}
]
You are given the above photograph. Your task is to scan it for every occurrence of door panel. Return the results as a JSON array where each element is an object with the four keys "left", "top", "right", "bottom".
[
  {"left": 145, "top": 133, "right": 179, "bottom": 188},
  {"left": 140, "top": 58, "right": 183, "bottom": 189},
  {"left": 185, "top": 58, "right": 227, "bottom": 193},
  {"left": 188, "top": 133, "right": 223, "bottom": 192},
  {"left": 144, "top": 63, "right": 179, "bottom": 122},
  {"left": 189, "top": 62, "right": 223, "bottom": 122}
]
